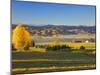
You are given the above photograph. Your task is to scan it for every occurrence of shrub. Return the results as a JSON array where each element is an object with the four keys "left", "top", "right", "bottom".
[
  {"left": 80, "top": 46, "right": 85, "bottom": 50},
  {"left": 12, "top": 44, "right": 16, "bottom": 51},
  {"left": 32, "top": 40, "right": 35, "bottom": 47}
]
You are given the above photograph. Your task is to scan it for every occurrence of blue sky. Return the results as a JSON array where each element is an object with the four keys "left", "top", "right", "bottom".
[{"left": 12, "top": 0, "right": 96, "bottom": 26}]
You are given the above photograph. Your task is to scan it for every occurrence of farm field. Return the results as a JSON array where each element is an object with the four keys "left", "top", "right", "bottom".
[
  {"left": 36, "top": 42, "right": 96, "bottom": 49},
  {"left": 12, "top": 49, "right": 96, "bottom": 74}
]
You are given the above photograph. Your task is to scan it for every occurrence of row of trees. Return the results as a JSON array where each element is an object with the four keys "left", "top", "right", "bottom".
[
  {"left": 46, "top": 45, "right": 86, "bottom": 51},
  {"left": 46, "top": 45, "right": 71, "bottom": 51}
]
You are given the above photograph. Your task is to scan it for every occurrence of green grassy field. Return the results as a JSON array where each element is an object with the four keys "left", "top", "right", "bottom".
[{"left": 12, "top": 49, "right": 96, "bottom": 74}]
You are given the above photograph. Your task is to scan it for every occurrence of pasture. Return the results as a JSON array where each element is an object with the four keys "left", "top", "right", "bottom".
[
  {"left": 36, "top": 42, "right": 95, "bottom": 49},
  {"left": 12, "top": 40, "right": 96, "bottom": 74},
  {"left": 12, "top": 48, "right": 96, "bottom": 74}
]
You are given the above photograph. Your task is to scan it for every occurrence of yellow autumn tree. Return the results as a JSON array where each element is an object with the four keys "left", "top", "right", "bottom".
[{"left": 12, "top": 24, "right": 32, "bottom": 50}]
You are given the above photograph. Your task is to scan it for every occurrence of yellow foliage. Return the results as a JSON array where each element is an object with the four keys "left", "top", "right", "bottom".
[{"left": 12, "top": 24, "right": 32, "bottom": 49}]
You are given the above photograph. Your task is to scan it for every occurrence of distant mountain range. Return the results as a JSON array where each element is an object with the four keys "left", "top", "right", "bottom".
[{"left": 12, "top": 24, "right": 96, "bottom": 36}]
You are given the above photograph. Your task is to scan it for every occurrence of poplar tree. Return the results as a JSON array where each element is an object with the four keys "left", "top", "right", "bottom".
[{"left": 12, "top": 24, "right": 32, "bottom": 50}]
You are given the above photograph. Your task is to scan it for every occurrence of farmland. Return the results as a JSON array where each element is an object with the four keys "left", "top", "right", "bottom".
[
  {"left": 12, "top": 25, "right": 96, "bottom": 74},
  {"left": 12, "top": 46, "right": 96, "bottom": 74},
  {"left": 36, "top": 42, "right": 95, "bottom": 49}
]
